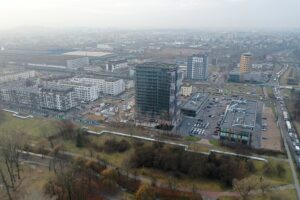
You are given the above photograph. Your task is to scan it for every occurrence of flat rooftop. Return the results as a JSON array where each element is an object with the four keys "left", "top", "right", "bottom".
[
  {"left": 181, "top": 92, "right": 208, "bottom": 111},
  {"left": 136, "top": 62, "right": 177, "bottom": 70},
  {"left": 221, "top": 99, "right": 262, "bottom": 133},
  {"left": 63, "top": 51, "right": 112, "bottom": 57}
]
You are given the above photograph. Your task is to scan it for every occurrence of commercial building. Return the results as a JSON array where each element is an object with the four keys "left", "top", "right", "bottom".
[
  {"left": 40, "top": 85, "right": 77, "bottom": 111},
  {"left": 106, "top": 60, "right": 128, "bottom": 72},
  {"left": 187, "top": 54, "right": 209, "bottom": 80},
  {"left": 135, "top": 62, "right": 181, "bottom": 128},
  {"left": 181, "top": 92, "right": 208, "bottom": 117},
  {"left": 220, "top": 99, "right": 263, "bottom": 148},
  {"left": 66, "top": 57, "right": 89, "bottom": 69},
  {"left": 0, "top": 71, "right": 36, "bottom": 83},
  {"left": 240, "top": 53, "right": 252, "bottom": 73},
  {"left": 181, "top": 83, "right": 193, "bottom": 97}
]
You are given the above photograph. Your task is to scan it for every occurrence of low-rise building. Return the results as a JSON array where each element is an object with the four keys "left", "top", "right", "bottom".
[
  {"left": 181, "top": 93, "right": 208, "bottom": 117},
  {"left": 220, "top": 99, "right": 263, "bottom": 148},
  {"left": 181, "top": 84, "right": 193, "bottom": 97}
]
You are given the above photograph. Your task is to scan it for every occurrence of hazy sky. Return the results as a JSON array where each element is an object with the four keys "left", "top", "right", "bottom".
[{"left": 1, "top": 0, "right": 300, "bottom": 30}]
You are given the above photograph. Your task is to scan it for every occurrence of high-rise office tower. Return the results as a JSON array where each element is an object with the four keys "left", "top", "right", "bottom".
[
  {"left": 240, "top": 53, "right": 252, "bottom": 73},
  {"left": 187, "top": 54, "right": 209, "bottom": 80},
  {"left": 135, "top": 62, "right": 181, "bottom": 128}
]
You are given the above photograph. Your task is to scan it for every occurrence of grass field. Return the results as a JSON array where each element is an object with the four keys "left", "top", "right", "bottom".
[{"left": 0, "top": 112, "right": 58, "bottom": 140}]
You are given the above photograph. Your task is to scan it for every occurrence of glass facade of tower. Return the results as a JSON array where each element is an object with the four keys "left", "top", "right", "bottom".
[
  {"left": 135, "top": 62, "right": 181, "bottom": 127},
  {"left": 187, "top": 54, "right": 209, "bottom": 80}
]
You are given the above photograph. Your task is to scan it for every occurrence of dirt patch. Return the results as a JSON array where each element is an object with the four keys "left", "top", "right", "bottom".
[{"left": 261, "top": 107, "right": 283, "bottom": 152}]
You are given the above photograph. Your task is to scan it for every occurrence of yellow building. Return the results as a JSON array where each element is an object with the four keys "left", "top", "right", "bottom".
[
  {"left": 240, "top": 53, "right": 252, "bottom": 73},
  {"left": 181, "top": 84, "right": 193, "bottom": 97}
]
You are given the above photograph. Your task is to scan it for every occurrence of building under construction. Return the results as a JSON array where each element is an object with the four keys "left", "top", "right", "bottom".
[{"left": 219, "top": 99, "right": 263, "bottom": 148}]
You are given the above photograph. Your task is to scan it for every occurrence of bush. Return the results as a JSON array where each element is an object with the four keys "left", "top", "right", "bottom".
[
  {"left": 130, "top": 145, "right": 249, "bottom": 186},
  {"left": 103, "top": 138, "right": 131, "bottom": 153}
]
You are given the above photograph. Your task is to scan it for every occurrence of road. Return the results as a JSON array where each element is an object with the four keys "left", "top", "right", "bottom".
[
  {"left": 270, "top": 64, "right": 300, "bottom": 199},
  {"left": 276, "top": 103, "right": 300, "bottom": 199}
]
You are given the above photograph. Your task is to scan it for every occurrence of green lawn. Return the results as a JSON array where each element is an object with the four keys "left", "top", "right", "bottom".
[{"left": 0, "top": 112, "right": 58, "bottom": 140}]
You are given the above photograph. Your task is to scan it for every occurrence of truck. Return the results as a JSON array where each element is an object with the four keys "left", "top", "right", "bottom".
[
  {"left": 283, "top": 111, "right": 289, "bottom": 121},
  {"left": 286, "top": 121, "right": 292, "bottom": 132}
]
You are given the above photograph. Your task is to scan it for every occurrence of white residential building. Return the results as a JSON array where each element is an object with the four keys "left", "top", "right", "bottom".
[
  {"left": 59, "top": 81, "right": 98, "bottom": 102},
  {"left": 40, "top": 86, "right": 77, "bottom": 111},
  {"left": 104, "top": 78, "right": 125, "bottom": 96},
  {"left": 106, "top": 60, "right": 128, "bottom": 72},
  {"left": 70, "top": 77, "right": 125, "bottom": 96},
  {"left": 0, "top": 71, "right": 36, "bottom": 83},
  {"left": 71, "top": 77, "right": 105, "bottom": 94}
]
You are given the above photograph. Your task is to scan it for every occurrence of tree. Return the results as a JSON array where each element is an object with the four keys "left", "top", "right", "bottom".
[
  {"left": 233, "top": 176, "right": 258, "bottom": 200},
  {"left": 0, "top": 132, "right": 27, "bottom": 200},
  {"left": 101, "top": 168, "right": 118, "bottom": 194},
  {"left": 276, "top": 163, "right": 286, "bottom": 178},
  {"left": 259, "top": 176, "right": 271, "bottom": 195},
  {"left": 135, "top": 184, "right": 156, "bottom": 200}
]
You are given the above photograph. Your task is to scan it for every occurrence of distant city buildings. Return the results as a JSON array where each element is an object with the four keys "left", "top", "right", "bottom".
[
  {"left": 66, "top": 57, "right": 89, "bottom": 69},
  {"left": 67, "top": 57, "right": 90, "bottom": 69},
  {"left": 105, "top": 60, "right": 128, "bottom": 72},
  {"left": 187, "top": 54, "right": 209, "bottom": 80},
  {"left": 239, "top": 53, "right": 252, "bottom": 73},
  {"left": 135, "top": 62, "right": 181, "bottom": 128},
  {"left": 0, "top": 71, "right": 36, "bottom": 83}
]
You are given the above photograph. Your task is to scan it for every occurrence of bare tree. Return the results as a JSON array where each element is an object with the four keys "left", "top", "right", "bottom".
[
  {"left": 0, "top": 132, "right": 27, "bottom": 200},
  {"left": 233, "top": 176, "right": 258, "bottom": 200}
]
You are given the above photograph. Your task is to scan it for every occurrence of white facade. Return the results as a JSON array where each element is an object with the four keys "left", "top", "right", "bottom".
[
  {"left": 0, "top": 71, "right": 36, "bottom": 83},
  {"left": 66, "top": 57, "right": 89, "bottom": 69},
  {"left": 105, "top": 79, "right": 125, "bottom": 96},
  {"left": 71, "top": 77, "right": 105, "bottom": 94},
  {"left": 70, "top": 77, "right": 125, "bottom": 96},
  {"left": 106, "top": 60, "right": 128, "bottom": 72},
  {"left": 59, "top": 81, "right": 98, "bottom": 102},
  {"left": 181, "top": 85, "right": 193, "bottom": 97},
  {"left": 41, "top": 87, "right": 77, "bottom": 111}
]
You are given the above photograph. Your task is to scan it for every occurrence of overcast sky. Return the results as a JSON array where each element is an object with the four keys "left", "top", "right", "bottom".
[{"left": 1, "top": 0, "right": 300, "bottom": 30}]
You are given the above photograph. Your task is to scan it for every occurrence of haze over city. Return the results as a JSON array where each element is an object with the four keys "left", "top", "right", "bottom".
[
  {"left": 1, "top": 0, "right": 300, "bottom": 30},
  {"left": 1, "top": 1, "right": 300, "bottom": 200}
]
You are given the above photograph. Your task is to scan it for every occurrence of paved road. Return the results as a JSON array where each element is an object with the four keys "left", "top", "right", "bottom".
[{"left": 275, "top": 102, "right": 300, "bottom": 199}]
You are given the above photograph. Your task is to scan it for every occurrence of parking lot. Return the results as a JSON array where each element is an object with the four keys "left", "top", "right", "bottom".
[{"left": 178, "top": 95, "right": 229, "bottom": 140}]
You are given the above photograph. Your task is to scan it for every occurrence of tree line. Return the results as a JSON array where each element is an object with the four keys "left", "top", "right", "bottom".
[{"left": 130, "top": 142, "right": 255, "bottom": 186}]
